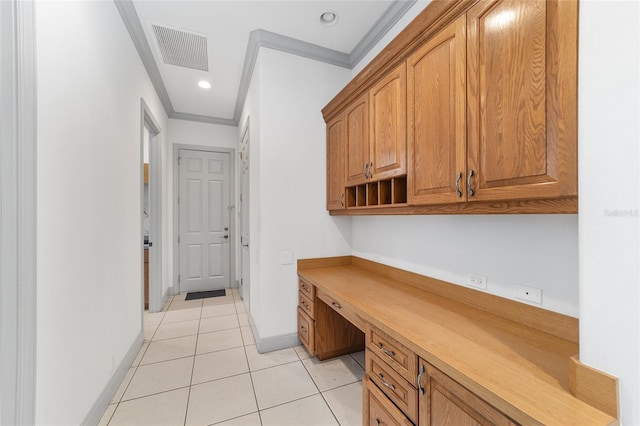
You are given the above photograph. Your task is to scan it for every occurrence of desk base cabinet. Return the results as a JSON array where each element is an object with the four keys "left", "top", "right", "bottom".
[{"left": 419, "top": 361, "right": 518, "bottom": 426}]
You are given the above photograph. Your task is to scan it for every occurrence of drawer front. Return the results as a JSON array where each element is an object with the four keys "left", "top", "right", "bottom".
[
  {"left": 298, "top": 279, "right": 315, "bottom": 300},
  {"left": 297, "top": 307, "right": 315, "bottom": 355},
  {"left": 363, "top": 375, "right": 413, "bottom": 426},
  {"left": 298, "top": 291, "right": 315, "bottom": 319},
  {"left": 367, "top": 349, "right": 418, "bottom": 424},
  {"left": 367, "top": 325, "right": 418, "bottom": 384},
  {"left": 316, "top": 288, "right": 366, "bottom": 331}
]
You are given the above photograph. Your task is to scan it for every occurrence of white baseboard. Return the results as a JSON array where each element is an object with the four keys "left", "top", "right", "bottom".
[
  {"left": 81, "top": 331, "right": 144, "bottom": 426},
  {"left": 249, "top": 314, "right": 301, "bottom": 353}
]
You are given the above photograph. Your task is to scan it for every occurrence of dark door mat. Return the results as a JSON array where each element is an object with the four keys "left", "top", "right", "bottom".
[{"left": 185, "top": 289, "right": 226, "bottom": 300}]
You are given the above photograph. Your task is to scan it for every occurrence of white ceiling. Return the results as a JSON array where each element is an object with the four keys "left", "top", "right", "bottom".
[{"left": 130, "top": 0, "right": 407, "bottom": 124}]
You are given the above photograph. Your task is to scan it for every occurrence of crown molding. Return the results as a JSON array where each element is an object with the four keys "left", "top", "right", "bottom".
[
  {"left": 115, "top": 0, "right": 415, "bottom": 127},
  {"left": 171, "top": 111, "right": 236, "bottom": 127},
  {"left": 114, "top": 0, "right": 174, "bottom": 117}
]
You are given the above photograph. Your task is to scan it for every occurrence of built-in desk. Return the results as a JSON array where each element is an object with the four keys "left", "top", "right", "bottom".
[{"left": 297, "top": 256, "right": 618, "bottom": 426}]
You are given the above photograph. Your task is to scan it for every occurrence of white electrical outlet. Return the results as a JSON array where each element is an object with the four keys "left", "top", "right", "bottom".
[
  {"left": 467, "top": 274, "right": 487, "bottom": 290},
  {"left": 514, "top": 284, "right": 542, "bottom": 304},
  {"left": 280, "top": 251, "right": 294, "bottom": 265}
]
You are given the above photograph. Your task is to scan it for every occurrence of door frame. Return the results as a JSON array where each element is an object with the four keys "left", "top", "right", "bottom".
[
  {"left": 172, "top": 145, "right": 236, "bottom": 295},
  {"left": 140, "top": 99, "right": 163, "bottom": 312},
  {"left": 239, "top": 119, "right": 250, "bottom": 307},
  {"left": 0, "top": 1, "right": 37, "bottom": 424}
]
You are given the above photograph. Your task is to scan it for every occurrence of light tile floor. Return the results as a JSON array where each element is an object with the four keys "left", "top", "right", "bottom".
[{"left": 99, "top": 289, "right": 364, "bottom": 426}]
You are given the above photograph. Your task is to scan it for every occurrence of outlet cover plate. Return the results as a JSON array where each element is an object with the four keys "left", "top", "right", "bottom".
[
  {"left": 467, "top": 274, "right": 487, "bottom": 290},
  {"left": 280, "top": 251, "right": 294, "bottom": 265},
  {"left": 514, "top": 284, "right": 542, "bottom": 304}
]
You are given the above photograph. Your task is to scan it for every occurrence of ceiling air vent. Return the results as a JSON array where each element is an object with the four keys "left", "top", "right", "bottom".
[{"left": 151, "top": 24, "right": 209, "bottom": 71}]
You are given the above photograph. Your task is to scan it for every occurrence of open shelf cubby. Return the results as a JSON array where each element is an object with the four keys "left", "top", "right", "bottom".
[{"left": 345, "top": 176, "right": 407, "bottom": 209}]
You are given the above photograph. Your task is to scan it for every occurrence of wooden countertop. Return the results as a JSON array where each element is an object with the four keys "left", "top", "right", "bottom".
[{"left": 298, "top": 259, "right": 616, "bottom": 425}]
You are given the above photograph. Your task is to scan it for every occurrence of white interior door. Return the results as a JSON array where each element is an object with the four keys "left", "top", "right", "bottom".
[
  {"left": 179, "top": 149, "right": 230, "bottom": 292},
  {"left": 239, "top": 126, "right": 250, "bottom": 303}
]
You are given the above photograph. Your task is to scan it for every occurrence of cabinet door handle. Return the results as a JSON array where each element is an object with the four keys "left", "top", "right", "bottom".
[
  {"left": 340, "top": 193, "right": 344, "bottom": 207},
  {"left": 377, "top": 342, "right": 395, "bottom": 357},
  {"left": 467, "top": 169, "right": 475, "bottom": 197},
  {"left": 368, "top": 162, "right": 373, "bottom": 179},
  {"left": 455, "top": 172, "right": 462, "bottom": 197},
  {"left": 377, "top": 373, "right": 396, "bottom": 391},
  {"left": 331, "top": 301, "right": 341, "bottom": 309},
  {"left": 418, "top": 364, "right": 425, "bottom": 395},
  {"left": 363, "top": 163, "right": 368, "bottom": 178}
]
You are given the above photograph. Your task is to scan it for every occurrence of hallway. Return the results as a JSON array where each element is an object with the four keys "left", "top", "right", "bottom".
[{"left": 99, "top": 289, "right": 364, "bottom": 425}]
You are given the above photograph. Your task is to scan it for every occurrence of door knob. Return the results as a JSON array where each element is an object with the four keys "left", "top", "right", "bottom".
[{"left": 223, "top": 235, "right": 229, "bottom": 239}]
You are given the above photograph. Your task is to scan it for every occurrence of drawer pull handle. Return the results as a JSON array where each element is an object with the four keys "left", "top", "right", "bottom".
[
  {"left": 377, "top": 373, "right": 396, "bottom": 391},
  {"left": 300, "top": 326, "right": 306, "bottom": 332},
  {"left": 331, "top": 301, "right": 341, "bottom": 309},
  {"left": 377, "top": 342, "right": 395, "bottom": 357},
  {"left": 418, "top": 364, "right": 425, "bottom": 395},
  {"left": 375, "top": 419, "right": 381, "bottom": 426}
]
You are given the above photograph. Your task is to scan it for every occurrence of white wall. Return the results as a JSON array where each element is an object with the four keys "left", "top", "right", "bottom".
[
  {"left": 240, "top": 48, "right": 352, "bottom": 341},
  {"left": 35, "top": 2, "right": 168, "bottom": 424},
  {"left": 579, "top": 2, "right": 640, "bottom": 424},
  {"left": 353, "top": 215, "right": 579, "bottom": 315}
]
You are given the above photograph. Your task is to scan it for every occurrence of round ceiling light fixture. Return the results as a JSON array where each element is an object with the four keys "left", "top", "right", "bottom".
[
  {"left": 198, "top": 80, "right": 212, "bottom": 89},
  {"left": 320, "top": 10, "right": 338, "bottom": 27}
]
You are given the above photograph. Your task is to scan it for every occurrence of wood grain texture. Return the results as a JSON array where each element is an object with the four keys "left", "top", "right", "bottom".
[
  {"left": 367, "top": 324, "right": 419, "bottom": 384},
  {"left": 422, "top": 361, "right": 519, "bottom": 426},
  {"left": 363, "top": 375, "right": 414, "bottom": 426},
  {"left": 570, "top": 356, "right": 619, "bottom": 419},
  {"left": 408, "top": 15, "right": 467, "bottom": 205},
  {"left": 367, "top": 349, "right": 419, "bottom": 424},
  {"left": 317, "top": 288, "right": 366, "bottom": 332},
  {"left": 314, "top": 296, "right": 364, "bottom": 361},
  {"left": 466, "top": 0, "right": 578, "bottom": 201},
  {"left": 369, "top": 62, "right": 407, "bottom": 180},
  {"left": 352, "top": 256, "right": 578, "bottom": 343},
  {"left": 345, "top": 93, "right": 370, "bottom": 186},
  {"left": 297, "top": 256, "right": 352, "bottom": 270},
  {"left": 326, "top": 114, "right": 345, "bottom": 210},
  {"left": 330, "top": 196, "right": 578, "bottom": 215},
  {"left": 322, "top": 0, "right": 470, "bottom": 122},
  {"left": 298, "top": 261, "right": 616, "bottom": 425},
  {"left": 297, "top": 307, "right": 315, "bottom": 355}
]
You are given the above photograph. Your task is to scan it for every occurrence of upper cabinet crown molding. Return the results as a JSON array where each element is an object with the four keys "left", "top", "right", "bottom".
[{"left": 324, "top": 0, "right": 578, "bottom": 215}]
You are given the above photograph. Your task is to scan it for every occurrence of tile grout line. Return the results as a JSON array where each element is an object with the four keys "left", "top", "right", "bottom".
[
  {"left": 106, "top": 301, "right": 171, "bottom": 424},
  {"left": 237, "top": 295, "right": 265, "bottom": 426},
  {"left": 183, "top": 295, "right": 203, "bottom": 426},
  {"left": 299, "top": 356, "right": 345, "bottom": 426}
]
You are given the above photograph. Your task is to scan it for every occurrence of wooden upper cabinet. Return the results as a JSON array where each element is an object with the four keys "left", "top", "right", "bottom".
[
  {"left": 345, "top": 93, "right": 370, "bottom": 186},
  {"left": 369, "top": 62, "right": 407, "bottom": 181},
  {"left": 326, "top": 115, "right": 345, "bottom": 210},
  {"left": 466, "top": 0, "right": 577, "bottom": 202},
  {"left": 408, "top": 16, "right": 466, "bottom": 205}
]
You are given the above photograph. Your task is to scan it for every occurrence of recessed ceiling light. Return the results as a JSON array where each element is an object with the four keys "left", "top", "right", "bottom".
[
  {"left": 198, "top": 80, "right": 212, "bottom": 89},
  {"left": 320, "top": 11, "right": 338, "bottom": 27}
]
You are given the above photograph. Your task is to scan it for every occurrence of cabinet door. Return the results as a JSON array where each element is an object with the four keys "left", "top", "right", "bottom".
[
  {"left": 466, "top": 0, "right": 577, "bottom": 201},
  {"left": 345, "top": 93, "right": 370, "bottom": 186},
  {"left": 408, "top": 16, "right": 466, "bottom": 205},
  {"left": 419, "top": 362, "right": 518, "bottom": 426},
  {"left": 326, "top": 114, "right": 346, "bottom": 210},
  {"left": 370, "top": 62, "right": 407, "bottom": 181}
]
